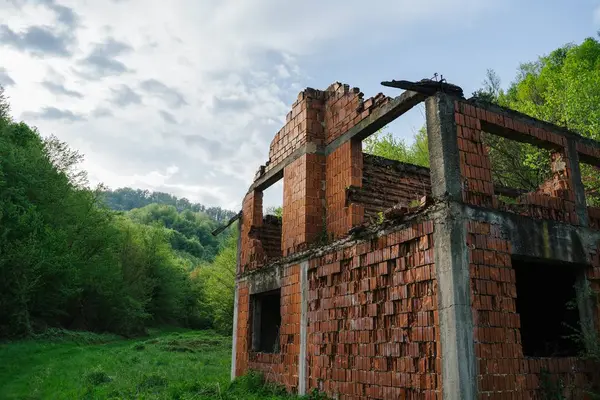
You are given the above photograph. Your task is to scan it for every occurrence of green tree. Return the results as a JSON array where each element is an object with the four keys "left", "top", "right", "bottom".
[
  {"left": 497, "top": 36, "right": 600, "bottom": 203},
  {"left": 363, "top": 126, "right": 429, "bottom": 167},
  {"left": 194, "top": 228, "right": 237, "bottom": 333},
  {"left": 0, "top": 88, "right": 216, "bottom": 337}
]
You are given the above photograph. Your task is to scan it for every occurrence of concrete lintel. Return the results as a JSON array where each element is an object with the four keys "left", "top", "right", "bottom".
[
  {"left": 298, "top": 261, "right": 308, "bottom": 396},
  {"left": 246, "top": 264, "right": 284, "bottom": 295},
  {"left": 249, "top": 142, "right": 321, "bottom": 193},
  {"left": 324, "top": 90, "right": 426, "bottom": 155},
  {"left": 463, "top": 204, "right": 599, "bottom": 265},
  {"left": 432, "top": 203, "right": 477, "bottom": 400}
]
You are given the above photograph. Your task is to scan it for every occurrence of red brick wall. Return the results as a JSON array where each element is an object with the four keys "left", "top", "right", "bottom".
[
  {"left": 468, "top": 221, "right": 599, "bottom": 398},
  {"left": 326, "top": 141, "right": 364, "bottom": 239},
  {"left": 240, "top": 191, "right": 265, "bottom": 273},
  {"left": 359, "top": 154, "right": 431, "bottom": 221},
  {"left": 282, "top": 153, "right": 325, "bottom": 256},
  {"left": 455, "top": 101, "right": 579, "bottom": 225},
  {"left": 259, "top": 216, "right": 282, "bottom": 261},
  {"left": 250, "top": 82, "right": 397, "bottom": 263},
  {"left": 307, "top": 221, "right": 439, "bottom": 399},
  {"left": 246, "top": 264, "right": 302, "bottom": 391},
  {"left": 324, "top": 83, "right": 390, "bottom": 145},
  {"left": 235, "top": 281, "right": 250, "bottom": 377}
]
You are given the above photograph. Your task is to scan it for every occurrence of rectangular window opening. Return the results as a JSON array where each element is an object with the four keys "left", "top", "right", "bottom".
[
  {"left": 481, "top": 129, "right": 553, "bottom": 196},
  {"left": 513, "top": 257, "right": 583, "bottom": 357},
  {"left": 251, "top": 289, "right": 281, "bottom": 354},
  {"left": 579, "top": 161, "right": 600, "bottom": 207},
  {"left": 262, "top": 181, "right": 283, "bottom": 261}
]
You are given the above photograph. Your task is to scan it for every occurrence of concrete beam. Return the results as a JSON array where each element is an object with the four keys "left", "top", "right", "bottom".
[
  {"left": 248, "top": 90, "right": 425, "bottom": 193},
  {"left": 247, "top": 264, "right": 283, "bottom": 295},
  {"left": 463, "top": 204, "right": 599, "bottom": 265},
  {"left": 324, "top": 90, "right": 426, "bottom": 155},
  {"left": 249, "top": 143, "right": 320, "bottom": 193},
  {"left": 470, "top": 98, "right": 600, "bottom": 162}
]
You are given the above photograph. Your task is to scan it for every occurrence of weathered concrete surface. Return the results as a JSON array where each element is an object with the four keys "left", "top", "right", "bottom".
[
  {"left": 298, "top": 261, "right": 308, "bottom": 396},
  {"left": 464, "top": 204, "right": 599, "bottom": 264},
  {"left": 427, "top": 93, "right": 477, "bottom": 400},
  {"left": 426, "top": 94, "right": 462, "bottom": 202}
]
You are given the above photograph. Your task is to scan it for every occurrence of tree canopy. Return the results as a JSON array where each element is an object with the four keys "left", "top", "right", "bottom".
[
  {"left": 0, "top": 88, "right": 234, "bottom": 337},
  {"left": 363, "top": 126, "right": 429, "bottom": 168},
  {"left": 102, "top": 187, "right": 236, "bottom": 223}
]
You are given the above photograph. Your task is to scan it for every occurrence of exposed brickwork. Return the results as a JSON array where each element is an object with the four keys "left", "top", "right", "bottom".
[
  {"left": 326, "top": 141, "right": 364, "bottom": 239},
  {"left": 324, "top": 83, "right": 390, "bottom": 145},
  {"left": 255, "top": 215, "right": 282, "bottom": 261},
  {"left": 589, "top": 207, "right": 600, "bottom": 229},
  {"left": 358, "top": 154, "right": 431, "bottom": 221},
  {"left": 235, "top": 281, "right": 250, "bottom": 376},
  {"left": 246, "top": 264, "right": 302, "bottom": 391},
  {"left": 267, "top": 90, "right": 324, "bottom": 173},
  {"left": 306, "top": 221, "right": 439, "bottom": 400},
  {"left": 455, "top": 100, "right": 579, "bottom": 225},
  {"left": 468, "top": 220, "right": 600, "bottom": 398},
  {"left": 282, "top": 154, "right": 325, "bottom": 256},
  {"left": 240, "top": 191, "right": 265, "bottom": 273},
  {"left": 235, "top": 82, "right": 600, "bottom": 399}
]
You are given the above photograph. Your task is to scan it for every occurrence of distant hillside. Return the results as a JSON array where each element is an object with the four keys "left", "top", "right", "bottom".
[{"left": 101, "top": 187, "right": 236, "bottom": 223}]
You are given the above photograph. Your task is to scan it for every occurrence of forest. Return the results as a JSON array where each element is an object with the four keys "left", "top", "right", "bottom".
[
  {"left": 0, "top": 93, "right": 238, "bottom": 337},
  {"left": 1, "top": 36, "right": 599, "bottom": 344}
]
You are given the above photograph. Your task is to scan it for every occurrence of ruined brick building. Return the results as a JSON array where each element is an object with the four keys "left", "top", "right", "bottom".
[{"left": 227, "top": 79, "right": 600, "bottom": 399}]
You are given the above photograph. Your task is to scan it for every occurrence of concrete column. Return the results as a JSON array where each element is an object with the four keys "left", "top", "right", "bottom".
[
  {"left": 230, "top": 283, "right": 240, "bottom": 381},
  {"left": 426, "top": 93, "right": 477, "bottom": 400},
  {"left": 425, "top": 93, "right": 463, "bottom": 202},
  {"left": 565, "top": 140, "right": 597, "bottom": 349},
  {"left": 566, "top": 139, "right": 589, "bottom": 227},
  {"left": 298, "top": 261, "right": 308, "bottom": 395},
  {"left": 231, "top": 221, "right": 242, "bottom": 381}
]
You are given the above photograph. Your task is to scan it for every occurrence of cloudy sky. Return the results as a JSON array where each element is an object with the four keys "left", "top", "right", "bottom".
[{"left": 1, "top": 0, "right": 599, "bottom": 210}]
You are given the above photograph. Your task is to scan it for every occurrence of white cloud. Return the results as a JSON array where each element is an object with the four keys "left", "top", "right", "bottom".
[
  {"left": 594, "top": 4, "right": 600, "bottom": 25},
  {"left": 0, "top": 0, "right": 494, "bottom": 209}
]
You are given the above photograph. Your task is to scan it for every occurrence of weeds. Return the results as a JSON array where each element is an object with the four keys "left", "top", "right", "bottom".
[{"left": 85, "top": 368, "right": 112, "bottom": 386}]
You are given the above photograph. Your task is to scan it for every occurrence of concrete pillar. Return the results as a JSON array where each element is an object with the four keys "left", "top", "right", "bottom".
[
  {"left": 566, "top": 139, "right": 589, "bottom": 227},
  {"left": 298, "top": 261, "right": 308, "bottom": 395},
  {"left": 231, "top": 221, "right": 242, "bottom": 381},
  {"left": 425, "top": 93, "right": 463, "bottom": 202},
  {"left": 426, "top": 93, "right": 477, "bottom": 400}
]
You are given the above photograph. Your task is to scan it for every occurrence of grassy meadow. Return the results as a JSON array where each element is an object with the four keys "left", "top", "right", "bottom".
[{"left": 0, "top": 329, "right": 312, "bottom": 400}]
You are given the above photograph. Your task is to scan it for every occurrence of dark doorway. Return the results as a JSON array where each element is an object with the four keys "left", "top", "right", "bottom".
[
  {"left": 251, "top": 289, "right": 281, "bottom": 353},
  {"left": 513, "top": 258, "right": 582, "bottom": 357}
]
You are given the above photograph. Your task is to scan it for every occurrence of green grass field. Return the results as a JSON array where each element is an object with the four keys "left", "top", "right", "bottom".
[{"left": 0, "top": 329, "right": 310, "bottom": 400}]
